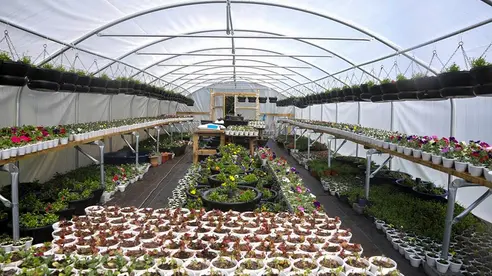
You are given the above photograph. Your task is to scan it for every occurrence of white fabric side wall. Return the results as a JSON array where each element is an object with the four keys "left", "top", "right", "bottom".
[{"left": 0, "top": 86, "right": 172, "bottom": 187}]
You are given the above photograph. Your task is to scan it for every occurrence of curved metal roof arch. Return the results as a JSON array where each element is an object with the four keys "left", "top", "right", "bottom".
[{"left": 37, "top": 0, "right": 437, "bottom": 75}]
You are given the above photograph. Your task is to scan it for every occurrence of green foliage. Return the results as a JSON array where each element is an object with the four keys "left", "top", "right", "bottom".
[
  {"left": 100, "top": 73, "right": 111, "bottom": 80},
  {"left": 20, "top": 212, "right": 59, "bottom": 228},
  {"left": 20, "top": 55, "right": 32, "bottom": 65},
  {"left": 365, "top": 184, "right": 484, "bottom": 240},
  {"left": 380, "top": 78, "right": 392, "bottom": 84},
  {"left": 351, "top": 84, "right": 360, "bottom": 89},
  {"left": 396, "top": 74, "right": 407, "bottom": 81},
  {"left": 0, "top": 51, "right": 12, "bottom": 62},
  {"left": 41, "top": 63, "right": 54, "bottom": 70},
  {"left": 446, "top": 63, "right": 461, "bottom": 72},
  {"left": 242, "top": 173, "right": 258, "bottom": 183},
  {"left": 75, "top": 69, "right": 87, "bottom": 76},
  {"left": 365, "top": 80, "right": 375, "bottom": 87},
  {"left": 54, "top": 64, "right": 66, "bottom": 72},
  {"left": 471, "top": 57, "right": 490, "bottom": 68},
  {"left": 412, "top": 72, "right": 425, "bottom": 79}
]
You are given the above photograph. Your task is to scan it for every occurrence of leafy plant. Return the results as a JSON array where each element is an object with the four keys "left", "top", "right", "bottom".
[
  {"left": 20, "top": 212, "right": 58, "bottom": 228},
  {"left": 412, "top": 72, "right": 425, "bottom": 79},
  {"left": 41, "top": 63, "right": 54, "bottom": 70},
  {"left": 380, "top": 78, "right": 392, "bottom": 84},
  {"left": 20, "top": 55, "right": 32, "bottom": 65},
  {"left": 471, "top": 57, "right": 490, "bottom": 68},
  {"left": 396, "top": 74, "right": 407, "bottom": 81},
  {"left": 0, "top": 51, "right": 12, "bottom": 62},
  {"left": 446, "top": 63, "right": 461, "bottom": 72},
  {"left": 365, "top": 80, "right": 375, "bottom": 87},
  {"left": 100, "top": 73, "right": 111, "bottom": 80},
  {"left": 54, "top": 65, "right": 66, "bottom": 72}
]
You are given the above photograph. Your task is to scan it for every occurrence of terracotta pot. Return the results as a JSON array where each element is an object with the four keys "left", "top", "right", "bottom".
[{"left": 150, "top": 156, "right": 159, "bottom": 167}]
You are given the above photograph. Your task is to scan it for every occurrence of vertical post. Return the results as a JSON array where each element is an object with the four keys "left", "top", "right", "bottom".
[
  {"left": 447, "top": 99, "right": 456, "bottom": 190},
  {"left": 134, "top": 132, "right": 140, "bottom": 167},
  {"left": 180, "top": 124, "right": 184, "bottom": 140},
  {"left": 75, "top": 93, "right": 80, "bottom": 169},
  {"left": 109, "top": 95, "right": 113, "bottom": 152},
  {"left": 284, "top": 124, "right": 287, "bottom": 141},
  {"left": 170, "top": 124, "right": 174, "bottom": 143},
  {"left": 156, "top": 127, "right": 161, "bottom": 153},
  {"left": 327, "top": 137, "right": 332, "bottom": 168},
  {"left": 307, "top": 132, "right": 311, "bottom": 161},
  {"left": 234, "top": 95, "right": 237, "bottom": 115},
  {"left": 2, "top": 164, "right": 20, "bottom": 241},
  {"left": 365, "top": 150, "right": 374, "bottom": 199},
  {"left": 389, "top": 101, "right": 394, "bottom": 169},
  {"left": 97, "top": 141, "right": 105, "bottom": 190},
  {"left": 441, "top": 180, "right": 458, "bottom": 259},
  {"left": 294, "top": 127, "right": 297, "bottom": 150},
  {"left": 356, "top": 101, "right": 361, "bottom": 157}
]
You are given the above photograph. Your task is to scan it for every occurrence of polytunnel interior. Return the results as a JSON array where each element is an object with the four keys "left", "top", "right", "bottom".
[{"left": 0, "top": 1, "right": 492, "bottom": 276}]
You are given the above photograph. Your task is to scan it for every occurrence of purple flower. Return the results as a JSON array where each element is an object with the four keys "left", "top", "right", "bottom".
[
  {"left": 313, "top": 201, "right": 321, "bottom": 208},
  {"left": 441, "top": 147, "right": 449, "bottom": 153},
  {"left": 450, "top": 136, "right": 458, "bottom": 143},
  {"left": 297, "top": 206, "right": 305, "bottom": 212}
]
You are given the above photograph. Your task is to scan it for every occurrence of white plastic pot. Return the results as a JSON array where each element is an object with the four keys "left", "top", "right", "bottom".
[
  {"left": 412, "top": 149, "right": 422, "bottom": 158},
  {"left": 435, "top": 259, "right": 450, "bottom": 273},
  {"left": 484, "top": 167, "right": 492, "bottom": 181},
  {"left": 421, "top": 151, "right": 431, "bottom": 161},
  {"left": 454, "top": 161, "right": 468, "bottom": 172},
  {"left": 425, "top": 252, "right": 439, "bottom": 267},
  {"left": 449, "top": 259, "right": 462, "bottom": 273},
  {"left": 468, "top": 164, "right": 484, "bottom": 177},
  {"left": 409, "top": 254, "right": 421, "bottom": 268},
  {"left": 442, "top": 157, "right": 455, "bottom": 168},
  {"left": 431, "top": 154, "right": 442, "bottom": 165},
  {"left": 403, "top": 147, "right": 412, "bottom": 156},
  {"left": 60, "top": 137, "right": 69, "bottom": 145}
]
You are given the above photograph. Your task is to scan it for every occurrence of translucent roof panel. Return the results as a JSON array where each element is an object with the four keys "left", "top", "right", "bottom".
[{"left": 0, "top": 0, "right": 491, "bottom": 96}]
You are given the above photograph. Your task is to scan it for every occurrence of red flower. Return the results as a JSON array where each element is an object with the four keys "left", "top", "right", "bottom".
[
  {"left": 20, "top": 135, "right": 31, "bottom": 142},
  {"left": 113, "top": 175, "right": 119, "bottom": 182},
  {"left": 11, "top": 136, "right": 21, "bottom": 144}
]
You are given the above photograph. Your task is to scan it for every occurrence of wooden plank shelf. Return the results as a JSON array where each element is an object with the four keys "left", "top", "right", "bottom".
[
  {"left": 0, "top": 118, "right": 193, "bottom": 166},
  {"left": 280, "top": 119, "right": 492, "bottom": 189}
]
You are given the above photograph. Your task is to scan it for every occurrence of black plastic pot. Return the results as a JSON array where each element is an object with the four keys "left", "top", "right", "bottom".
[
  {"left": 55, "top": 208, "right": 75, "bottom": 220},
  {"left": 474, "top": 83, "right": 492, "bottom": 96},
  {"left": 342, "top": 88, "right": 353, "bottom": 96},
  {"left": 90, "top": 188, "right": 104, "bottom": 206},
  {"left": 133, "top": 83, "right": 142, "bottom": 95},
  {"left": 372, "top": 171, "right": 412, "bottom": 185},
  {"left": 394, "top": 179, "right": 415, "bottom": 193},
  {"left": 380, "top": 82, "right": 398, "bottom": 94},
  {"left": 119, "top": 80, "right": 129, "bottom": 93},
  {"left": 360, "top": 84, "right": 370, "bottom": 94},
  {"left": 417, "top": 90, "right": 445, "bottom": 101},
  {"left": 238, "top": 97, "right": 246, "bottom": 102},
  {"left": 75, "top": 76, "right": 91, "bottom": 93},
  {"left": 352, "top": 86, "right": 362, "bottom": 97},
  {"left": 59, "top": 72, "right": 78, "bottom": 92},
  {"left": 208, "top": 174, "right": 225, "bottom": 187},
  {"left": 438, "top": 71, "right": 475, "bottom": 98},
  {"left": 18, "top": 224, "right": 53, "bottom": 244},
  {"left": 396, "top": 79, "right": 417, "bottom": 92},
  {"left": 261, "top": 190, "right": 278, "bottom": 202},
  {"left": 27, "top": 67, "right": 62, "bottom": 91},
  {"left": 0, "top": 61, "right": 29, "bottom": 86},
  {"left": 412, "top": 186, "right": 447, "bottom": 202},
  {"left": 381, "top": 93, "right": 399, "bottom": 101},
  {"left": 247, "top": 97, "right": 256, "bottom": 103},
  {"left": 259, "top": 97, "right": 267, "bottom": 103},
  {"left": 398, "top": 91, "right": 419, "bottom": 101},
  {"left": 186, "top": 185, "right": 210, "bottom": 199},
  {"left": 68, "top": 195, "right": 94, "bottom": 215},
  {"left": 200, "top": 186, "right": 262, "bottom": 212},
  {"left": 369, "top": 85, "right": 383, "bottom": 95},
  {"left": 269, "top": 97, "right": 277, "bottom": 103},
  {"left": 237, "top": 179, "right": 258, "bottom": 187},
  {"left": 104, "top": 149, "right": 151, "bottom": 165},
  {"left": 360, "top": 93, "right": 372, "bottom": 101},
  {"left": 470, "top": 65, "right": 492, "bottom": 85},
  {"left": 370, "top": 95, "right": 384, "bottom": 102},
  {"left": 89, "top": 77, "right": 108, "bottom": 94},
  {"left": 414, "top": 76, "right": 441, "bottom": 91},
  {"left": 106, "top": 80, "right": 121, "bottom": 94}
]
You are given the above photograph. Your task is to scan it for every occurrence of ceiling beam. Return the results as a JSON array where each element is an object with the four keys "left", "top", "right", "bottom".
[
  {"left": 157, "top": 64, "right": 311, "bottom": 69},
  {"left": 97, "top": 33, "right": 371, "bottom": 41},
  {"left": 167, "top": 73, "right": 297, "bottom": 76},
  {"left": 137, "top": 52, "right": 333, "bottom": 58}
]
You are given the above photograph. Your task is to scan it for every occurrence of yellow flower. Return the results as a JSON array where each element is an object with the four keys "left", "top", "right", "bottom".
[
  {"left": 190, "top": 189, "right": 196, "bottom": 195},
  {"left": 221, "top": 183, "right": 227, "bottom": 187},
  {"left": 229, "top": 176, "right": 235, "bottom": 181},
  {"left": 215, "top": 166, "right": 220, "bottom": 170}
]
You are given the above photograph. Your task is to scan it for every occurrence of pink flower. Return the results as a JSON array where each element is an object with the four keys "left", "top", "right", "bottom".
[
  {"left": 11, "top": 136, "right": 21, "bottom": 144},
  {"left": 297, "top": 206, "right": 305, "bottom": 212},
  {"left": 296, "top": 186, "right": 303, "bottom": 193}
]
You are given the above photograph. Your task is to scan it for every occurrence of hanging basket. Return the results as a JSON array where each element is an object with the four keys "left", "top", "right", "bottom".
[
  {"left": 438, "top": 71, "right": 475, "bottom": 98},
  {"left": 414, "top": 76, "right": 441, "bottom": 91},
  {"left": 237, "top": 96, "right": 246, "bottom": 102},
  {"left": 258, "top": 97, "right": 267, "bottom": 103},
  {"left": 396, "top": 79, "right": 417, "bottom": 92},
  {"left": 89, "top": 77, "right": 108, "bottom": 94},
  {"left": 417, "top": 90, "right": 445, "bottom": 101},
  {"left": 0, "top": 61, "right": 30, "bottom": 86},
  {"left": 342, "top": 88, "right": 353, "bottom": 96},
  {"left": 474, "top": 84, "right": 492, "bottom": 96},
  {"left": 398, "top": 91, "right": 419, "bottom": 101},
  {"left": 27, "top": 67, "right": 62, "bottom": 92},
  {"left": 75, "top": 76, "right": 92, "bottom": 93},
  {"left": 381, "top": 93, "right": 399, "bottom": 101},
  {"left": 59, "top": 72, "right": 79, "bottom": 92},
  {"left": 247, "top": 97, "right": 256, "bottom": 102},
  {"left": 380, "top": 82, "right": 399, "bottom": 94},
  {"left": 369, "top": 85, "right": 383, "bottom": 95},
  {"left": 470, "top": 64, "right": 492, "bottom": 85},
  {"left": 268, "top": 97, "right": 277, "bottom": 103},
  {"left": 370, "top": 95, "right": 384, "bottom": 102}
]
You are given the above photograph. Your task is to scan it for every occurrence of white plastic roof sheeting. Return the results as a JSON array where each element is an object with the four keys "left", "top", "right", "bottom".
[{"left": 1, "top": 0, "right": 491, "bottom": 96}]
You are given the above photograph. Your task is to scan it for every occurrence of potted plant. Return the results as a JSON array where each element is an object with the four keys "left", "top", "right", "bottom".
[
  {"left": 259, "top": 97, "right": 267, "bottom": 103},
  {"left": 27, "top": 63, "right": 63, "bottom": 91},
  {"left": 438, "top": 63, "right": 474, "bottom": 98},
  {"left": 247, "top": 97, "right": 256, "bottom": 103},
  {"left": 89, "top": 73, "right": 109, "bottom": 94},
  {"left": 56, "top": 65, "right": 79, "bottom": 92},
  {"left": 396, "top": 73, "right": 417, "bottom": 92},
  {"left": 380, "top": 78, "right": 398, "bottom": 94},
  {"left": 412, "top": 179, "right": 447, "bottom": 201},
  {"left": 149, "top": 151, "right": 161, "bottom": 167},
  {"left": 74, "top": 70, "right": 92, "bottom": 93},
  {"left": 238, "top": 96, "right": 246, "bottom": 102},
  {"left": 58, "top": 188, "right": 94, "bottom": 215},
  {"left": 18, "top": 212, "right": 58, "bottom": 244},
  {"left": 435, "top": 258, "right": 450, "bottom": 273},
  {"left": 470, "top": 56, "right": 492, "bottom": 95},
  {"left": 0, "top": 52, "right": 31, "bottom": 86},
  {"left": 269, "top": 97, "right": 277, "bottom": 103}
]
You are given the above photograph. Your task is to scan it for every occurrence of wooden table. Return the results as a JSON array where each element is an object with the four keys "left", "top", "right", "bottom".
[{"left": 192, "top": 129, "right": 225, "bottom": 163}]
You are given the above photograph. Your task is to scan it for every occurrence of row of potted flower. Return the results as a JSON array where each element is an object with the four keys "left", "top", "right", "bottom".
[
  {"left": 290, "top": 119, "right": 492, "bottom": 179},
  {"left": 0, "top": 206, "right": 403, "bottom": 275},
  {"left": 248, "top": 121, "right": 266, "bottom": 129},
  {"left": 0, "top": 115, "right": 192, "bottom": 161},
  {"left": 225, "top": 126, "right": 259, "bottom": 137}
]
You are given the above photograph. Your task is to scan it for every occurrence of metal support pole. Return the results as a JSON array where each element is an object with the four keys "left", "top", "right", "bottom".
[
  {"left": 180, "top": 124, "right": 184, "bottom": 140},
  {"left": 96, "top": 140, "right": 105, "bottom": 190},
  {"left": 327, "top": 137, "right": 332, "bottom": 168},
  {"left": 109, "top": 95, "right": 114, "bottom": 152},
  {"left": 121, "top": 135, "right": 136, "bottom": 153},
  {"left": 293, "top": 127, "right": 297, "bottom": 151},
  {"left": 74, "top": 146, "right": 101, "bottom": 164},
  {"left": 370, "top": 156, "right": 393, "bottom": 177},
  {"left": 156, "top": 127, "right": 161, "bottom": 152},
  {"left": 356, "top": 101, "right": 361, "bottom": 157},
  {"left": 389, "top": 101, "right": 394, "bottom": 169},
  {"left": 170, "top": 124, "right": 174, "bottom": 143},
  {"left": 284, "top": 123, "right": 288, "bottom": 141},
  {"left": 145, "top": 129, "right": 157, "bottom": 142},
  {"left": 453, "top": 190, "right": 491, "bottom": 224},
  {"left": 133, "top": 132, "right": 140, "bottom": 167},
  {"left": 334, "top": 139, "right": 347, "bottom": 155},
  {"left": 365, "top": 149, "right": 377, "bottom": 199},
  {"left": 1, "top": 164, "right": 19, "bottom": 241},
  {"left": 307, "top": 133, "right": 311, "bottom": 161}
]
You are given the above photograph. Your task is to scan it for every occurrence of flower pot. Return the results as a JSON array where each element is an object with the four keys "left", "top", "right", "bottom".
[
  {"left": 200, "top": 186, "right": 262, "bottom": 212},
  {"left": 68, "top": 195, "right": 94, "bottom": 215},
  {"left": 468, "top": 164, "right": 483, "bottom": 177},
  {"left": 18, "top": 224, "right": 53, "bottom": 244},
  {"left": 343, "top": 257, "right": 370, "bottom": 274},
  {"left": 425, "top": 252, "right": 439, "bottom": 267},
  {"left": 436, "top": 259, "right": 450, "bottom": 273},
  {"left": 60, "top": 137, "right": 69, "bottom": 145},
  {"left": 412, "top": 149, "right": 422, "bottom": 158},
  {"left": 1, "top": 149, "right": 11, "bottom": 160},
  {"left": 403, "top": 147, "right": 412, "bottom": 156},
  {"left": 442, "top": 157, "right": 455, "bottom": 168},
  {"left": 449, "top": 259, "right": 462, "bottom": 273},
  {"left": 0, "top": 61, "right": 30, "bottom": 86},
  {"left": 269, "top": 97, "right": 277, "bottom": 103},
  {"left": 396, "top": 145, "right": 404, "bottom": 153},
  {"left": 211, "top": 258, "right": 238, "bottom": 275},
  {"left": 431, "top": 154, "right": 442, "bottom": 165},
  {"left": 389, "top": 143, "right": 397, "bottom": 151},
  {"left": 184, "top": 258, "right": 210, "bottom": 276},
  {"left": 409, "top": 254, "right": 421, "bottom": 268},
  {"left": 27, "top": 67, "right": 62, "bottom": 91},
  {"left": 369, "top": 256, "right": 397, "bottom": 274},
  {"left": 454, "top": 161, "right": 468, "bottom": 172},
  {"left": 470, "top": 64, "right": 492, "bottom": 85},
  {"left": 422, "top": 151, "right": 431, "bottom": 161},
  {"left": 484, "top": 167, "right": 492, "bottom": 181}
]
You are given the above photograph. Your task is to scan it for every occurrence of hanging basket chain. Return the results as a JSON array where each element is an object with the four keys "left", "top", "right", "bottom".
[
  {"left": 479, "top": 42, "right": 492, "bottom": 58},
  {"left": 32, "top": 44, "right": 50, "bottom": 65},
  {"left": 442, "top": 43, "right": 464, "bottom": 71},
  {"left": 426, "top": 50, "right": 445, "bottom": 75},
  {"left": 73, "top": 54, "right": 88, "bottom": 73},
  {"left": 459, "top": 42, "right": 471, "bottom": 70},
  {"left": 2, "top": 30, "right": 21, "bottom": 60}
]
